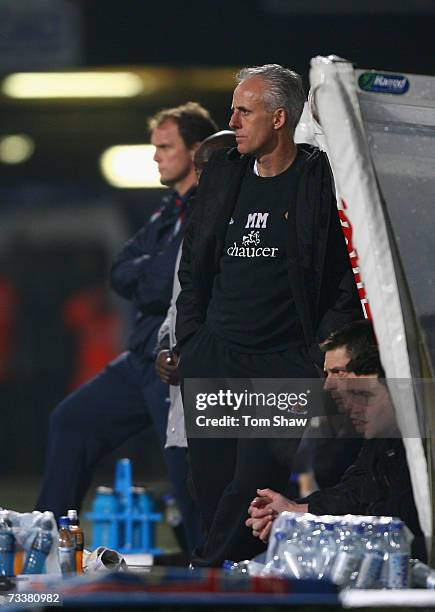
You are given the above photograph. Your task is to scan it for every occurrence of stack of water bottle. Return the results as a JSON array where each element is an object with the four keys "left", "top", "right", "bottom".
[
  {"left": 262, "top": 512, "right": 409, "bottom": 588},
  {"left": 0, "top": 509, "right": 83, "bottom": 577},
  {"left": 259, "top": 511, "right": 423, "bottom": 589}
]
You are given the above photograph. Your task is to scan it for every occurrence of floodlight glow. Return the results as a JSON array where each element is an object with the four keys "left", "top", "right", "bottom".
[
  {"left": 100, "top": 145, "right": 163, "bottom": 188},
  {"left": 2, "top": 72, "right": 146, "bottom": 99},
  {"left": 0, "top": 134, "right": 35, "bottom": 164}
]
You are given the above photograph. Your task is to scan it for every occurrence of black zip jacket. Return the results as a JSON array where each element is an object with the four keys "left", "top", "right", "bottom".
[
  {"left": 176, "top": 145, "right": 362, "bottom": 357},
  {"left": 304, "top": 438, "right": 426, "bottom": 561}
]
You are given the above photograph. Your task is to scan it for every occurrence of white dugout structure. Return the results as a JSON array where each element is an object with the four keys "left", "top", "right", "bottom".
[{"left": 300, "top": 56, "right": 435, "bottom": 564}]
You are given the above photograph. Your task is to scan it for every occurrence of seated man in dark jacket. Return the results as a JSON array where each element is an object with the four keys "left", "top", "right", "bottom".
[
  {"left": 294, "top": 320, "right": 375, "bottom": 493},
  {"left": 246, "top": 347, "right": 426, "bottom": 561}
]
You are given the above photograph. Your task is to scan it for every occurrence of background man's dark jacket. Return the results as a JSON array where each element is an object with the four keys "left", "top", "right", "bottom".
[
  {"left": 111, "top": 190, "right": 192, "bottom": 361},
  {"left": 176, "top": 145, "right": 362, "bottom": 357},
  {"left": 304, "top": 438, "right": 426, "bottom": 561}
]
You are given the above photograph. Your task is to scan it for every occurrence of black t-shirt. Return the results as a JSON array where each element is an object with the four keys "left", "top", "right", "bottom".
[{"left": 206, "top": 150, "right": 304, "bottom": 352}]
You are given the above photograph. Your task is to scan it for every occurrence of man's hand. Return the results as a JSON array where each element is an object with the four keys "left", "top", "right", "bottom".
[
  {"left": 250, "top": 488, "right": 299, "bottom": 515},
  {"left": 155, "top": 350, "right": 180, "bottom": 385},
  {"left": 245, "top": 514, "right": 274, "bottom": 542},
  {"left": 245, "top": 488, "right": 308, "bottom": 543}
]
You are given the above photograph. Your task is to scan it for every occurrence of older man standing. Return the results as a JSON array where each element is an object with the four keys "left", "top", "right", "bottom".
[{"left": 176, "top": 65, "right": 362, "bottom": 566}]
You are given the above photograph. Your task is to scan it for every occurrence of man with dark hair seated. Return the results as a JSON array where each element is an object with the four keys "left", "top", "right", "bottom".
[
  {"left": 246, "top": 344, "right": 426, "bottom": 561},
  {"left": 296, "top": 320, "right": 377, "bottom": 492}
]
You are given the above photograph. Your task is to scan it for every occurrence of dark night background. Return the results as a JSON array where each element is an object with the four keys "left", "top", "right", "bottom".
[{"left": 81, "top": 1, "right": 434, "bottom": 77}]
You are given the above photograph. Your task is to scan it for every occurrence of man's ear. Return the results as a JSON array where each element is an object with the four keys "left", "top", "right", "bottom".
[
  {"left": 273, "top": 108, "right": 286, "bottom": 130},
  {"left": 190, "top": 141, "right": 201, "bottom": 160}
]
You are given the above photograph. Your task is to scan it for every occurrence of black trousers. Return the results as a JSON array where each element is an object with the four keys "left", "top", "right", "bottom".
[{"left": 179, "top": 324, "right": 318, "bottom": 567}]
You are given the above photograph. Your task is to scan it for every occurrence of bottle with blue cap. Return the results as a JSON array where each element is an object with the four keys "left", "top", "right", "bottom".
[
  {"left": 222, "top": 559, "right": 250, "bottom": 575},
  {"left": 355, "top": 522, "right": 387, "bottom": 589},
  {"left": 22, "top": 518, "right": 53, "bottom": 575},
  {"left": 278, "top": 517, "right": 303, "bottom": 579},
  {"left": 330, "top": 522, "right": 363, "bottom": 587},
  {"left": 316, "top": 522, "right": 337, "bottom": 580},
  {"left": 0, "top": 515, "right": 15, "bottom": 577},
  {"left": 386, "top": 520, "right": 410, "bottom": 589}
]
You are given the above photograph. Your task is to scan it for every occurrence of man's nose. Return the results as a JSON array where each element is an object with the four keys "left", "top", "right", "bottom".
[
  {"left": 324, "top": 375, "right": 336, "bottom": 391},
  {"left": 349, "top": 403, "right": 364, "bottom": 418},
  {"left": 229, "top": 111, "right": 240, "bottom": 129},
  {"left": 153, "top": 149, "right": 159, "bottom": 163}
]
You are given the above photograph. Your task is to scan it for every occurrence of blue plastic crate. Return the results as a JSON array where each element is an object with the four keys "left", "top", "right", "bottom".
[{"left": 85, "top": 458, "right": 162, "bottom": 554}]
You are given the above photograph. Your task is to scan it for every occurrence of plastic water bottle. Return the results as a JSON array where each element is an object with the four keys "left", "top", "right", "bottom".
[
  {"left": 0, "top": 517, "right": 15, "bottom": 577},
  {"left": 330, "top": 522, "right": 363, "bottom": 587},
  {"left": 275, "top": 517, "right": 309, "bottom": 579},
  {"left": 22, "top": 519, "right": 53, "bottom": 575},
  {"left": 67, "top": 510, "right": 84, "bottom": 573},
  {"left": 223, "top": 559, "right": 250, "bottom": 575},
  {"left": 132, "top": 486, "right": 153, "bottom": 548},
  {"left": 378, "top": 518, "right": 393, "bottom": 587},
  {"left": 266, "top": 528, "right": 287, "bottom": 575},
  {"left": 280, "top": 518, "right": 305, "bottom": 579},
  {"left": 315, "top": 522, "right": 337, "bottom": 580},
  {"left": 265, "top": 522, "right": 284, "bottom": 564},
  {"left": 275, "top": 516, "right": 313, "bottom": 580},
  {"left": 58, "top": 516, "right": 75, "bottom": 575},
  {"left": 115, "top": 458, "right": 133, "bottom": 513},
  {"left": 264, "top": 515, "right": 299, "bottom": 577},
  {"left": 91, "top": 486, "right": 118, "bottom": 548},
  {"left": 355, "top": 523, "right": 386, "bottom": 589},
  {"left": 8, "top": 510, "right": 24, "bottom": 577},
  {"left": 301, "top": 519, "right": 322, "bottom": 580},
  {"left": 386, "top": 520, "right": 410, "bottom": 589},
  {"left": 134, "top": 486, "right": 153, "bottom": 514},
  {"left": 410, "top": 560, "right": 435, "bottom": 589}
]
